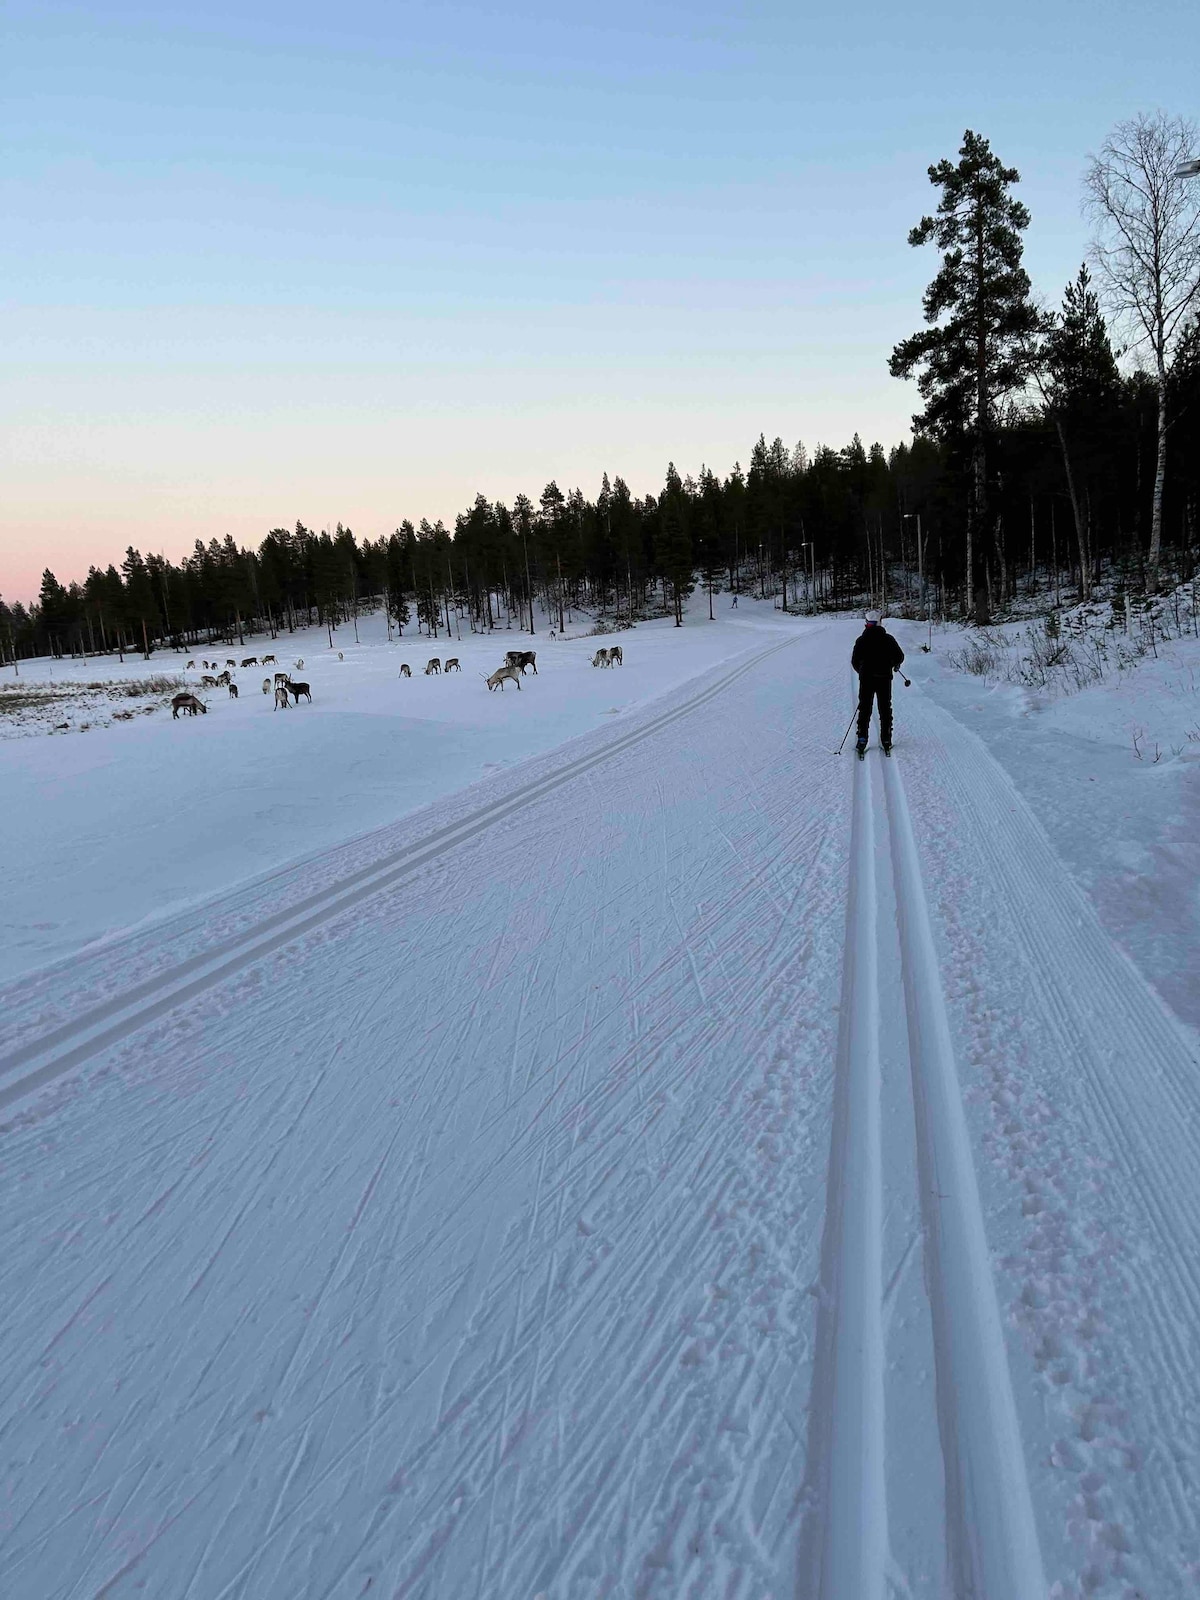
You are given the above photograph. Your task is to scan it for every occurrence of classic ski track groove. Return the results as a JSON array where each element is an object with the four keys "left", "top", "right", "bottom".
[
  {"left": 0, "top": 637, "right": 794, "bottom": 1113},
  {"left": 806, "top": 750, "right": 1045, "bottom": 1599}
]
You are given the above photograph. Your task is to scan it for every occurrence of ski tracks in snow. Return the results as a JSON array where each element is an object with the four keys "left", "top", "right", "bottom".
[{"left": 803, "top": 751, "right": 1045, "bottom": 1599}]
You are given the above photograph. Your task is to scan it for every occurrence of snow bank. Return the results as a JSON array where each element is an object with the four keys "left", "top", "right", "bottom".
[{"left": 905, "top": 592, "right": 1200, "bottom": 1029}]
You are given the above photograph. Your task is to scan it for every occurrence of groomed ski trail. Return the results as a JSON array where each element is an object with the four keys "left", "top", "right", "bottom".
[
  {"left": 804, "top": 749, "right": 1045, "bottom": 1599},
  {"left": 0, "top": 635, "right": 797, "bottom": 1114},
  {"left": 3, "top": 628, "right": 1199, "bottom": 1597}
]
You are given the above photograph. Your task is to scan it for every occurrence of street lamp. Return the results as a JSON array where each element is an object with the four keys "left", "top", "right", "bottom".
[
  {"left": 1174, "top": 158, "right": 1200, "bottom": 177},
  {"left": 902, "top": 512, "right": 932, "bottom": 652},
  {"left": 798, "top": 541, "right": 816, "bottom": 613}
]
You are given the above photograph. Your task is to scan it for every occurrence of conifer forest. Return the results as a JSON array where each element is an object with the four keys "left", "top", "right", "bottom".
[{"left": 6, "top": 123, "right": 1199, "bottom": 663}]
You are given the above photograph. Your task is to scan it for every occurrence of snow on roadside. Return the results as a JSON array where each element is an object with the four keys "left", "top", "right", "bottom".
[
  {"left": 0, "top": 594, "right": 804, "bottom": 982},
  {"left": 900, "top": 589, "right": 1200, "bottom": 1030}
]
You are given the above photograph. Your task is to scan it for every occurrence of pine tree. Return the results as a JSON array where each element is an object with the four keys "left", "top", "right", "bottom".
[
  {"left": 890, "top": 130, "right": 1042, "bottom": 618},
  {"left": 1041, "top": 264, "right": 1122, "bottom": 597}
]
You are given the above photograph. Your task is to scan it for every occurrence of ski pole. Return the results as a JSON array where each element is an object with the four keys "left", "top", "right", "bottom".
[
  {"left": 901, "top": 674, "right": 911, "bottom": 687},
  {"left": 834, "top": 712, "right": 856, "bottom": 754}
]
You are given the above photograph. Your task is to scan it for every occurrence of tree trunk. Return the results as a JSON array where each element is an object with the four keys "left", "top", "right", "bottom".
[
  {"left": 1051, "top": 413, "right": 1091, "bottom": 599},
  {"left": 1149, "top": 362, "right": 1167, "bottom": 593}
]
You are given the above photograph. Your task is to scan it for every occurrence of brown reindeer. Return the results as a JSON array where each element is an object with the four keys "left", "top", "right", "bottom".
[
  {"left": 228, "top": 681, "right": 239, "bottom": 698},
  {"left": 592, "top": 648, "right": 609, "bottom": 668},
  {"left": 186, "top": 659, "right": 196, "bottom": 669},
  {"left": 608, "top": 645, "right": 623, "bottom": 666},
  {"left": 172, "top": 693, "right": 207, "bottom": 718},
  {"left": 486, "top": 664, "right": 522, "bottom": 692},
  {"left": 241, "top": 656, "right": 257, "bottom": 667},
  {"left": 274, "top": 671, "right": 290, "bottom": 687},
  {"left": 399, "top": 663, "right": 412, "bottom": 678},
  {"left": 425, "top": 658, "right": 441, "bottom": 675},
  {"left": 261, "top": 653, "right": 276, "bottom": 664},
  {"left": 201, "top": 674, "right": 219, "bottom": 687},
  {"left": 444, "top": 657, "right": 461, "bottom": 672},
  {"left": 505, "top": 649, "right": 537, "bottom": 674},
  {"left": 288, "top": 680, "right": 312, "bottom": 703}
]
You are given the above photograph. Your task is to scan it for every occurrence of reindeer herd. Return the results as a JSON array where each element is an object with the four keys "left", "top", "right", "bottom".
[{"left": 171, "top": 639, "right": 628, "bottom": 724}]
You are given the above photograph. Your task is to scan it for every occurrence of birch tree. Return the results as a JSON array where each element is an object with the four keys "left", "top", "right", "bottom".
[{"left": 1085, "top": 111, "right": 1200, "bottom": 592}]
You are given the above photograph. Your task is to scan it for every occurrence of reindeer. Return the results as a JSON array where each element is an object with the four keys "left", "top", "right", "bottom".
[
  {"left": 425, "top": 658, "right": 441, "bottom": 675},
  {"left": 201, "top": 674, "right": 219, "bottom": 687},
  {"left": 608, "top": 645, "right": 623, "bottom": 666},
  {"left": 505, "top": 649, "right": 537, "bottom": 675},
  {"left": 225, "top": 659, "right": 236, "bottom": 668},
  {"left": 274, "top": 684, "right": 291, "bottom": 710},
  {"left": 262, "top": 653, "right": 276, "bottom": 664},
  {"left": 216, "top": 670, "right": 232, "bottom": 686},
  {"left": 241, "top": 656, "right": 258, "bottom": 667},
  {"left": 172, "top": 693, "right": 207, "bottom": 718},
  {"left": 592, "top": 648, "right": 609, "bottom": 668},
  {"left": 274, "top": 671, "right": 291, "bottom": 687},
  {"left": 186, "top": 659, "right": 196, "bottom": 669},
  {"left": 444, "top": 657, "right": 461, "bottom": 673},
  {"left": 294, "top": 658, "right": 304, "bottom": 669},
  {"left": 262, "top": 677, "right": 272, "bottom": 695},
  {"left": 485, "top": 664, "right": 522, "bottom": 692},
  {"left": 288, "top": 680, "right": 312, "bottom": 703},
  {"left": 227, "top": 681, "right": 239, "bottom": 698},
  {"left": 398, "top": 663, "right": 411, "bottom": 678},
  {"left": 337, "top": 651, "right": 344, "bottom": 661}
]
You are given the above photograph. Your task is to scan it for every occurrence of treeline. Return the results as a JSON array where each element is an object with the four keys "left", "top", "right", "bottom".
[{"left": 4, "top": 118, "right": 1198, "bottom": 664}]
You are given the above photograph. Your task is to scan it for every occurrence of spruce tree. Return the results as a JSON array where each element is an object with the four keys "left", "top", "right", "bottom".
[
  {"left": 1041, "top": 264, "right": 1122, "bottom": 597},
  {"left": 890, "top": 130, "right": 1041, "bottom": 618}
]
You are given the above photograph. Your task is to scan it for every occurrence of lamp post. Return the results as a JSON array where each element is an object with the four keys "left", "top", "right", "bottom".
[
  {"left": 799, "top": 541, "right": 816, "bottom": 613},
  {"left": 902, "top": 512, "right": 932, "bottom": 651},
  {"left": 1174, "top": 158, "right": 1200, "bottom": 177}
]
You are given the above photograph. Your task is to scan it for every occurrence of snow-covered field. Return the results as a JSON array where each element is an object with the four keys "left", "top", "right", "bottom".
[
  {"left": 2, "top": 596, "right": 1198, "bottom": 1597},
  {"left": 0, "top": 603, "right": 775, "bottom": 982}
]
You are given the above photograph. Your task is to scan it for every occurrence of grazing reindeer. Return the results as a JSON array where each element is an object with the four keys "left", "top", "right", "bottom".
[
  {"left": 228, "top": 681, "right": 239, "bottom": 698},
  {"left": 172, "top": 693, "right": 206, "bottom": 718},
  {"left": 186, "top": 659, "right": 196, "bottom": 669},
  {"left": 425, "top": 658, "right": 441, "bottom": 675},
  {"left": 485, "top": 664, "right": 522, "bottom": 692},
  {"left": 262, "top": 677, "right": 272, "bottom": 695},
  {"left": 592, "top": 648, "right": 609, "bottom": 668},
  {"left": 262, "top": 653, "right": 276, "bottom": 664},
  {"left": 226, "top": 659, "right": 236, "bottom": 668},
  {"left": 216, "top": 670, "right": 231, "bottom": 686},
  {"left": 288, "top": 680, "right": 312, "bottom": 703},
  {"left": 294, "top": 658, "right": 304, "bottom": 669},
  {"left": 337, "top": 651, "right": 344, "bottom": 661},
  {"left": 201, "top": 674, "right": 219, "bottom": 687},
  {"left": 444, "top": 657, "right": 461, "bottom": 673},
  {"left": 505, "top": 649, "right": 537, "bottom": 674},
  {"left": 608, "top": 645, "right": 623, "bottom": 666},
  {"left": 274, "top": 671, "right": 291, "bottom": 687},
  {"left": 274, "top": 684, "right": 291, "bottom": 710},
  {"left": 398, "top": 663, "right": 411, "bottom": 678},
  {"left": 241, "top": 656, "right": 257, "bottom": 667}
]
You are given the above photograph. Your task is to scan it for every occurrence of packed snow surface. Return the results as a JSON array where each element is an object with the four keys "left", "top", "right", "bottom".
[{"left": 2, "top": 599, "right": 1198, "bottom": 1597}]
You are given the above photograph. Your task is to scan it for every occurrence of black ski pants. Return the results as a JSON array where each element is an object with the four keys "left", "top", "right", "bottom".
[{"left": 856, "top": 673, "right": 893, "bottom": 744}]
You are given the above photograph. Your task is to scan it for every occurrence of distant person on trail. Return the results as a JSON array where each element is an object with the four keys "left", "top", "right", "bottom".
[{"left": 852, "top": 611, "right": 905, "bottom": 756}]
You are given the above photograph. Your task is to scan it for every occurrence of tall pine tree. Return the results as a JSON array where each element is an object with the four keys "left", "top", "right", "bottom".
[{"left": 890, "top": 130, "right": 1041, "bottom": 617}]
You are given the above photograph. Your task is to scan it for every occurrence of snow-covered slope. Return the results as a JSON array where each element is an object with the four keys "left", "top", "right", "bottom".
[
  {"left": 3, "top": 618, "right": 1197, "bottom": 1597},
  {"left": 0, "top": 602, "right": 775, "bottom": 983}
]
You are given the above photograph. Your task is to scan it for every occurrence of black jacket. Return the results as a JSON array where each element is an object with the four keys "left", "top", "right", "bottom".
[{"left": 851, "top": 625, "right": 905, "bottom": 679}]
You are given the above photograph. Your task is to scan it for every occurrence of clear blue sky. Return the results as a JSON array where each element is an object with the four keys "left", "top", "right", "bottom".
[{"left": 2, "top": 0, "right": 1196, "bottom": 599}]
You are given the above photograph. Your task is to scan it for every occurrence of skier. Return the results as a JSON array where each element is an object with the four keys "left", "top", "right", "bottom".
[{"left": 851, "top": 611, "right": 905, "bottom": 756}]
